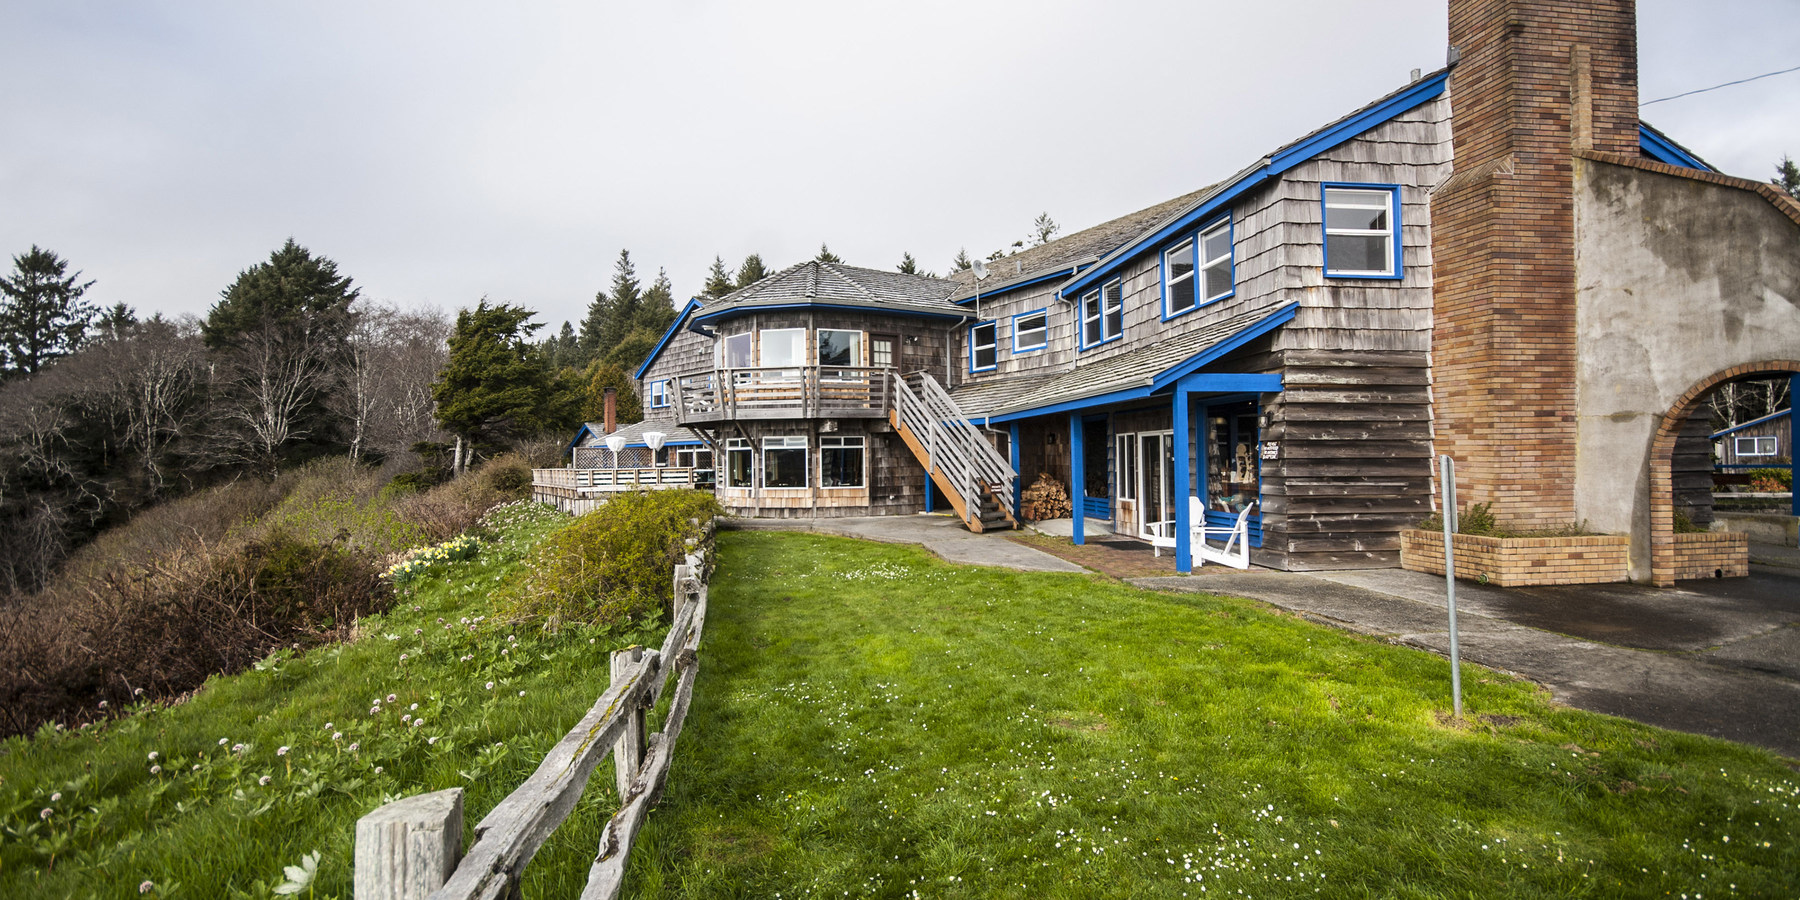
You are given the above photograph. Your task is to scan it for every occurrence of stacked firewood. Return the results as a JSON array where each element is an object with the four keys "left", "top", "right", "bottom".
[{"left": 1020, "top": 473, "right": 1072, "bottom": 521}]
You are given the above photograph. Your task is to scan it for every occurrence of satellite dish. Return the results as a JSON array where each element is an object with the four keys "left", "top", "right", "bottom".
[{"left": 971, "top": 259, "right": 989, "bottom": 280}]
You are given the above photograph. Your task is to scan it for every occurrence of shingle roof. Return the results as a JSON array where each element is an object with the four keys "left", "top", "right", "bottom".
[
  {"left": 575, "top": 420, "right": 708, "bottom": 448},
  {"left": 695, "top": 261, "right": 964, "bottom": 321},
  {"left": 950, "top": 306, "right": 1279, "bottom": 419},
  {"left": 946, "top": 185, "right": 1219, "bottom": 302}
]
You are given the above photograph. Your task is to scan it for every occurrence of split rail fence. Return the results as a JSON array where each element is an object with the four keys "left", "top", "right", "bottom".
[{"left": 353, "top": 522, "right": 716, "bottom": 900}]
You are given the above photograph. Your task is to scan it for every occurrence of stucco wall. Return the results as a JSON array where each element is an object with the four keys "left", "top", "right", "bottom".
[{"left": 1573, "top": 157, "right": 1800, "bottom": 579}]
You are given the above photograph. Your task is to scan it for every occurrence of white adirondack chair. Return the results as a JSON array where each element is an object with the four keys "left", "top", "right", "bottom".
[{"left": 1148, "top": 497, "right": 1256, "bottom": 569}]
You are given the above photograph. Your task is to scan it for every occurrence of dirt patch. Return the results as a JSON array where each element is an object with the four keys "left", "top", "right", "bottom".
[
  {"left": 1048, "top": 710, "right": 1109, "bottom": 733},
  {"left": 698, "top": 825, "right": 776, "bottom": 866}
]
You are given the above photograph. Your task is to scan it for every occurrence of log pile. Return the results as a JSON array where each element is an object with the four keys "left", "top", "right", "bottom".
[{"left": 1020, "top": 473, "right": 1072, "bottom": 521}]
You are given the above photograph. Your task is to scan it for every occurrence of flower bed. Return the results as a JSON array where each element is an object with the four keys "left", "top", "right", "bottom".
[
  {"left": 1669, "top": 530, "right": 1749, "bottom": 580},
  {"left": 1400, "top": 529, "right": 1629, "bottom": 586}
]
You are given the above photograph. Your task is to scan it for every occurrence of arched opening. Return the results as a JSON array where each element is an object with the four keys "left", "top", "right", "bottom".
[{"left": 1647, "top": 360, "right": 1800, "bottom": 586}]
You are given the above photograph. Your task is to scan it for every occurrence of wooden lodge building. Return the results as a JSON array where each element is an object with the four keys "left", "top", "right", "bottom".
[{"left": 573, "top": 0, "right": 1800, "bottom": 585}]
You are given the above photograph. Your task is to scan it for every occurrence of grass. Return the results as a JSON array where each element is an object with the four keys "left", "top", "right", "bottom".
[
  {"left": 623, "top": 531, "right": 1799, "bottom": 899},
  {"left": 4, "top": 524, "right": 1797, "bottom": 898},
  {"left": 0, "top": 500, "right": 666, "bottom": 899}
]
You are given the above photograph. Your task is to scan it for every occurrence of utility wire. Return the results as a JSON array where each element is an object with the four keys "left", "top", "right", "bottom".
[{"left": 1641, "top": 64, "right": 1800, "bottom": 106}]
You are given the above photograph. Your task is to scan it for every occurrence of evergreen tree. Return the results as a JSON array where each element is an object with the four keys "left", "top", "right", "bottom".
[
  {"left": 433, "top": 300, "right": 578, "bottom": 459},
  {"left": 544, "top": 320, "right": 579, "bottom": 370},
  {"left": 701, "top": 255, "right": 736, "bottom": 298},
  {"left": 578, "top": 288, "right": 610, "bottom": 355},
  {"left": 583, "top": 361, "right": 644, "bottom": 426},
  {"left": 1775, "top": 155, "right": 1800, "bottom": 199},
  {"left": 639, "top": 269, "right": 678, "bottom": 337},
  {"left": 598, "top": 250, "right": 643, "bottom": 352},
  {"left": 950, "top": 248, "right": 973, "bottom": 272},
  {"left": 95, "top": 302, "right": 138, "bottom": 342},
  {"left": 1031, "top": 211, "right": 1061, "bottom": 246},
  {"left": 203, "top": 239, "right": 357, "bottom": 351},
  {"left": 735, "top": 253, "right": 770, "bottom": 289},
  {"left": 815, "top": 243, "right": 843, "bottom": 264},
  {"left": 897, "top": 252, "right": 920, "bottom": 275},
  {"left": 0, "top": 245, "right": 97, "bottom": 377}
]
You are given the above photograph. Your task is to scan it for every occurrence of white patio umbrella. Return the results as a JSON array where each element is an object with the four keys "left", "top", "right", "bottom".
[
  {"left": 642, "top": 431, "right": 667, "bottom": 466},
  {"left": 604, "top": 434, "right": 627, "bottom": 468}
]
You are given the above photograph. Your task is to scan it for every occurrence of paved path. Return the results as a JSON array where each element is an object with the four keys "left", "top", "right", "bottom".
[
  {"left": 1135, "top": 563, "right": 1800, "bottom": 758},
  {"left": 721, "top": 515, "right": 1086, "bottom": 573}
]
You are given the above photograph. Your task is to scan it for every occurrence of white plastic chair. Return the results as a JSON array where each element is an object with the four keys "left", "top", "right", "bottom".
[{"left": 1193, "top": 496, "right": 1256, "bottom": 569}]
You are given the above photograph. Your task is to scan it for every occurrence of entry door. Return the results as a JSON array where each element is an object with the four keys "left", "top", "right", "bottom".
[
  {"left": 1137, "top": 431, "right": 1175, "bottom": 541},
  {"left": 1116, "top": 432, "right": 1138, "bottom": 534}
]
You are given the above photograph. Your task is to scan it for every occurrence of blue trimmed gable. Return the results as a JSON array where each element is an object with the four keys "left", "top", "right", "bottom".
[{"left": 634, "top": 298, "right": 705, "bottom": 380}]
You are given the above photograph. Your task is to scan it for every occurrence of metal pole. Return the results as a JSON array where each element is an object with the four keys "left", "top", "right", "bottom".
[{"left": 1440, "top": 454, "right": 1463, "bottom": 718}]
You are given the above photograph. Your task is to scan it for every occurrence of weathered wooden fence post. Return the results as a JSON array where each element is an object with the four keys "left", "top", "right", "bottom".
[
  {"left": 610, "top": 646, "right": 647, "bottom": 799},
  {"left": 354, "top": 787, "right": 464, "bottom": 900}
]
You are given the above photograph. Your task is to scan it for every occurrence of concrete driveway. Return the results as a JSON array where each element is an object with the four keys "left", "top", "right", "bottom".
[{"left": 1135, "top": 561, "right": 1800, "bottom": 759}]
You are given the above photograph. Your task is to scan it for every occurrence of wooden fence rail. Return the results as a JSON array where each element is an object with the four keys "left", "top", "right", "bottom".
[{"left": 354, "top": 522, "right": 716, "bottom": 900}]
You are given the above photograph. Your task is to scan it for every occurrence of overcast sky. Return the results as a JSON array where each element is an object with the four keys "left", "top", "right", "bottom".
[{"left": 4, "top": 1, "right": 1796, "bottom": 331}]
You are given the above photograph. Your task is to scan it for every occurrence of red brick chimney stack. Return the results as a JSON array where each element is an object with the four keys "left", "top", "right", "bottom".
[
  {"left": 1431, "top": 0, "right": 1640, "bottom": 529},
  {"left": 603, "top": 387, "right": 617, "bottom": 435}
]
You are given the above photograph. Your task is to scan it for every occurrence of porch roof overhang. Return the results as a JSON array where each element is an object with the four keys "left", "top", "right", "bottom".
[
  {"left": 567, "top": 420, "right": 709, "bottom": 453},
  {"left": 958, "top": 302, "right": 1297, "bottom": 424}
]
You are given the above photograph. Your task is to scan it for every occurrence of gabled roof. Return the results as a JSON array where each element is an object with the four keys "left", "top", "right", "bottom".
[
  {"left": 568, "top": 420, "right": 708, "bottom": 452},
  {"left": 951, "top": 303, "right": 1297, "bottom": 422},
  {"left": 1710, "top": 407, "right": 1791, "bottom": 439},
  {"left": 634, "top": 297, "right": 704, "bottom": 380},
  {"left": 689, "top": 260, "right": 964, "bottom": 324}
]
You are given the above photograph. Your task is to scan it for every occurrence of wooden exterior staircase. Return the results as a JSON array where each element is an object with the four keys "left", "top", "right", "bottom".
[{"left": 890, "top": 371, "right": 1018, "bottom": 533}]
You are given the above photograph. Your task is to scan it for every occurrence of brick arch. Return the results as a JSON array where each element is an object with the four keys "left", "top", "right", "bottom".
[{"left": 1647, "top": 360, "right": 1800, "bottom": 586}]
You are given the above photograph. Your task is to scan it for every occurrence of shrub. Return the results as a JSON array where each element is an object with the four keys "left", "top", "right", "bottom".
[
  {"left": 507, "top": 490, "right": 720, "bottom": 630},
  {"left": 1418, "top": 501, "right": 1498, "bottom": 536},
  {"left": 1747, "top": 466, "right": 1792, "bottom": 492}
]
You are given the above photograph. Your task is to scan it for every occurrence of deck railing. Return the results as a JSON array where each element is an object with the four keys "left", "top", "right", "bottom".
[
  {"left": 891, "top": 371, "right": 1018, "bottom": 526},
  {"left": 353, "top": 522, "right": 716, "bottom": 900},
  {"left": 532, "top": 466, "right": 701, "bottom": 492},
  {"left": 672, "top": 365, "right": 892, "bottom": 423}
]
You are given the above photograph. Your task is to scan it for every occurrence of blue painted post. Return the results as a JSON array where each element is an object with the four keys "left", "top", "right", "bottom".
[
  {"left": 1174, "top": 386, "right": 1192, "bottom": 574},
  {"left": 1069, "top": 413, "right": 1085, "bottom": 545},
  {"left": 1009, "top": 423, "right": 1022, "bottom": 517},
  {"left": 1792, "top": 374, "right": 1798, "bottom": 519},
  {"left": 924, "top": 479, "right": 934, "bottom": 513}
]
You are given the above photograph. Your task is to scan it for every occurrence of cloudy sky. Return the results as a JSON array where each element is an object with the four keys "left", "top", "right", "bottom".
[{"left": 4, "top": 1, "right": 1796, "bottom": 331}]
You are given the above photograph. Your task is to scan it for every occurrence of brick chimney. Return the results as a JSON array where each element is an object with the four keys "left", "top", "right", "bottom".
[
  {"left": 1430, "top": 0, "right": 1639, "bottom": 530},
  {"left": 603, "top": 387, "right": 617, "bottom": 434}
]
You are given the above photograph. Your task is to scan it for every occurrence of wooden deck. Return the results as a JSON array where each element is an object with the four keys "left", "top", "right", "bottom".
[
  {"left": 531, "top": 467, "right": 707, "bottom": 514},
  {"left": 673, "top": 366, "right": 892, "bottom": 425}
]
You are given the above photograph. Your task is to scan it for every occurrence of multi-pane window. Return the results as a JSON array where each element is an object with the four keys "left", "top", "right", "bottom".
[
  {"left": 1163, "top": 238, "right": 1196, "bottom": 316},
  {"left": 1013, "top": 310, "right": 1048, "bottom": 352},
  {"left": 1736, "top": 436, "right": 1777, "bottom": 456},
  {"left": 762, "top": 436, "right": 808, "bottom": 488},
  {"left": 1323, "top": 186, "right": 1399, "bottom": 277},
  {"left": 969, "top": 321, "right": 997, "bottom": 371},
  {"left": 818, "top": 329, "right": 862, "bottom": 367},
  {"left": 1081, "top": 280, "right": 1126, "bottom": 348},
  {"left": 649, "top": 380, "right": 668, "bottom": 408},
  {"left": 725, "top": 438, "right": 753, "bottom": 487},
  {"left": 674, "top": 447, "right": 713, "bottom": 470},
  {"left": 870, "top": 334, "right": 896, "bottom": 368},
  {"left": 1199, "top": 220, "right": 1233, "bottom": 301},
  {"left": 820, "top": 436, "right": 865, "bottom": 488}
]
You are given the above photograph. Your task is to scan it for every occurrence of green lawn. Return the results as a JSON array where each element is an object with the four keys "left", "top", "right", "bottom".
[
  {"left": 4, "top": 525, "right": 1796, "bottom": 898},
  {"left": 624, "top": 531, "right": 1799, "bottom": 899}
]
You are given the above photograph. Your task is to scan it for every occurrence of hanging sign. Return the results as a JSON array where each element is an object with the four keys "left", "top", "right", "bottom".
[{"left": 1260, "top": 441, "right": 1280, "bottom": 461}]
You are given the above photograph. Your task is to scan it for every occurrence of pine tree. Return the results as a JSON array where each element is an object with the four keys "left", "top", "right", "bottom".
[
  {"left": 735, "top": 253, "right": 770, "bottom": 289},
  {"left": 578, "top": 288, "right": 610, "bottom": 355},
  {"left": 814, "top": 243, "right": 843, "bottom": 264},
  {"left": 203, "top": 239, "right": 358, "bottom": 351},
  {"left": 598, "top": 250, "right": 643, "bottom": 353},
  {"left": 897, "top": 252, "right": 920, "bottom": 275},
  {"left": 950, "top": 248, "right": 973, "bottom": 272},
  {"left": 1031, "top": 211, "right": 1061, "bottom": 246},
  {"left": 639, "top": 268, "right": 678, "bottom": 338},
  {"left": 702, "top": 255, "right": 736, "bottom": 298},
  {"left": 95, "top": 302, "right": 138, "bottom": 342},
  {"left": 433, "top": 300, "right": 576, "bottom": 458},
  {"left": 0, "top": 245, "right": 97, "bottom": 377},
  {"left": 1775, "top": 155, "right": 1800, "bottom": 199}
]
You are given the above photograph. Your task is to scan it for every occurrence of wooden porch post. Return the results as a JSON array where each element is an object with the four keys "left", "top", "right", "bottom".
[
  {"left": 1174, "top": 385, "right": 1193, "bottom": 574},
  {"left": 1070, "top": 412, "right": 1085, "bottom": 545}
]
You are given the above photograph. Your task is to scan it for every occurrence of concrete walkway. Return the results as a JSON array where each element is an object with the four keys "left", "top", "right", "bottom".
[
  {"left": 722, "top": 514, "right": 1086, "bottom": 573},
  {"left": 1135, "top": 562, "right": 1800, "bottom": 759}
]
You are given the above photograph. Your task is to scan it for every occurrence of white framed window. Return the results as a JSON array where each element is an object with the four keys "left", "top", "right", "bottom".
[
  {"left": 725, "top": 438, "right": 753, "bottom": 487},
  {"left": 674, "top": 447, "right": 713, "bottom": 470},
  {"left": 1199, "top": 220, "right": 1233, "bottom": 302},
  {"left": 720, "top": 332, "right": 752, "bottom": 368},
  {"left": 1012, "top": 309, "right": 1048, "bottom": 353},
  {"left": 762, "top": 436, "right": 808, "bottom": 488},
  {"left": 649, "top": 380, "right": 669, "bottom": 408},
  {"left": 1080, "top": 289, "right": 1103, "bottom": 347},
  {"left": 1323, "top": 185, "right": 1400, "bottom": 278},
  {"left": 818, "top": 329, "right": 862, "bottom": 367},
  {"left": 969, "top": 321, "right": 997, "bottom": 372},
  {"left": 820, "top": 436, "right": 865, "bottom": 488},
  {"left": 1081, "top": 280, "right": 1125, "bottom": 349},
  {"left": 1163, "top": 238, "right": 1196, "bottom": 317},
  {"left": 1736, "top": 436, "right": 1778, "bottom": 456},
  {"left": 1103, "top": 279, "right": 1123, "bottom": 340},
  {"left": 759, "top": 328, "right": 806, "bottom": 368}
]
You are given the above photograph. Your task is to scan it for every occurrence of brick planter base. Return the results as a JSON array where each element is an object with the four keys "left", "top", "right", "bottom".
[
  {"left": 1400, "top": 530, "right": 1629, "bottom": 587},
  {"left": 1670, "top": 530, "right": 1749, "bottom": 580}
]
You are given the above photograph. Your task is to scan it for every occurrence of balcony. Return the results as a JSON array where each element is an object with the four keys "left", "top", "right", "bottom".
[{"left": 673, "top": 366, "right": 894, "bottom": 425}]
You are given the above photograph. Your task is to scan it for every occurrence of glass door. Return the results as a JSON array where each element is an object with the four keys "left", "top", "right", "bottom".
[
  {"left": 1116, "top": 432, "right": 1138, "bottom": 534},
  {"left": 1137, "top": 431, "right": 1175, "bottom": 541}
]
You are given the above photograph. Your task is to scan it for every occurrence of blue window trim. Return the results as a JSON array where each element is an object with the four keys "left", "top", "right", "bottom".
[
  {"left": 968, "top": 320, "right": 998, "bottom": 373},
  {"left": 1078, "top": 279, "right": 1125, "bottom": 352},
  {"left": 1321, "top": 182, "right": 1403, "bottom": 281},
  {"left": 648, "top": 379, "right": 670, "bottom": 408},
  {"left": 1161, "top": 215, "right": 1235, "bottom": 321},
  {"left": 1011, "top": 308, "right": 1049, "bottom": 354}
]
